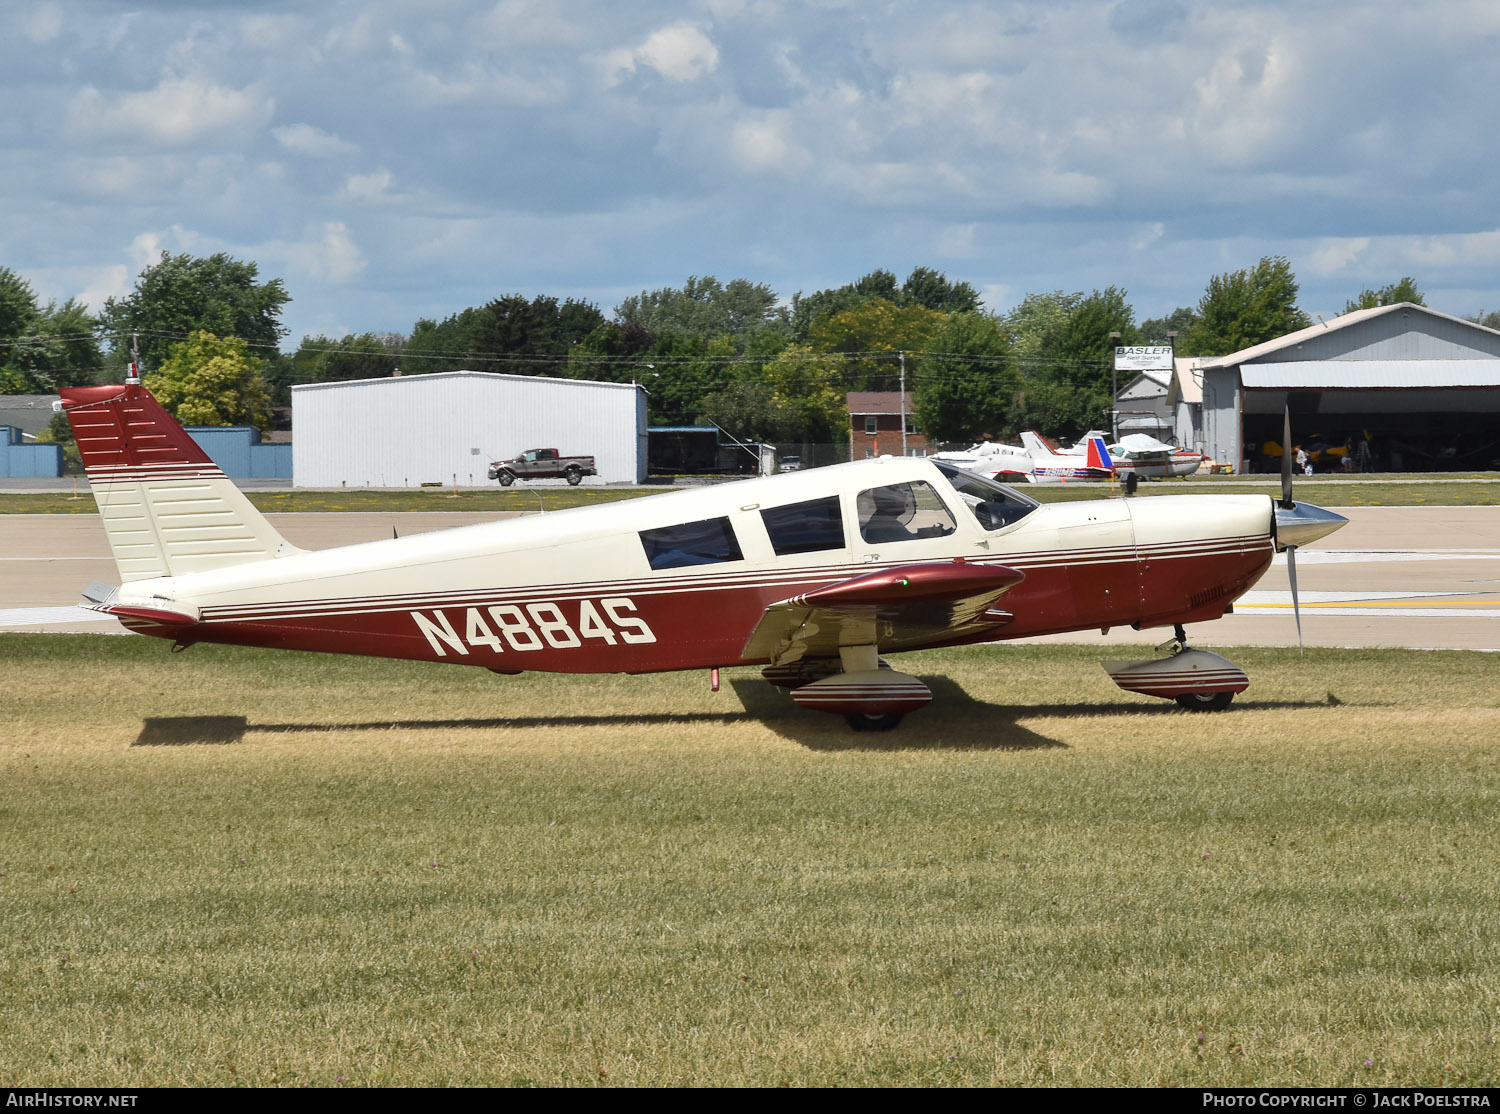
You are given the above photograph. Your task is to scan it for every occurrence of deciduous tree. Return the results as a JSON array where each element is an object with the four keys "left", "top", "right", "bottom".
[
  {"left": 98, "top": 252, "right": 290, "bottom": 371},
  {"left": 1344, "top": 277, "right": 1424, "bottom": 313},
  {"left": 1180, "top": 256, "right": 1309, "bottom": 357},
  {"left": 616, "top": 276, "right": 787, "bottom": 339},
  {"left": 912, "top": 313, "right": 1015, "bottom": 442},
  {"left": 145, "top": 331, "right": 272, "bottom": 430}
]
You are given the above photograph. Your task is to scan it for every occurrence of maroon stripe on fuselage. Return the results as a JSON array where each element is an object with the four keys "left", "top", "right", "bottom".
[{"left": 131, "top": 542, "right": 1274, "bottom": 673}]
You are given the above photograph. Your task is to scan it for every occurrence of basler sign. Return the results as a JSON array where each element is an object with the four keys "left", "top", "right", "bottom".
[{"left": 1114, "top": 345, "right": 1174, "bottom": 372}]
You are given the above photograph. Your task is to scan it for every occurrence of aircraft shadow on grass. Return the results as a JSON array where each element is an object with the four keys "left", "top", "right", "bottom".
[{"left": 131, "top": 682, "right": 1349, "bottom": 750}]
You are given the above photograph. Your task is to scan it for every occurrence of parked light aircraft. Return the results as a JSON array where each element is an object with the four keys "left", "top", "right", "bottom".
[
  {"left": 1053, "top": 431, "right": 1205, "bottom": 480},
  {"left": 1015, "top": 432, "right": 1118, "bottom": 483},
  {"left": 929, "top": 434, "right": 1116, "bottom": 484},
  {"left": 58, "top": 380, "right": 1347, "bottom": 730}
]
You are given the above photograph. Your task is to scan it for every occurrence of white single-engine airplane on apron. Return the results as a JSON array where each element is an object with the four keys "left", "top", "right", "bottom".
[{"left": 58, "top": 378, "right": 1346, "bottom": 731}]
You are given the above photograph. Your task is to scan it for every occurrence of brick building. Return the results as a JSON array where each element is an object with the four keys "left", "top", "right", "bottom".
[{"left": 847, "top": 391, "right": 926, "bottom": 458}]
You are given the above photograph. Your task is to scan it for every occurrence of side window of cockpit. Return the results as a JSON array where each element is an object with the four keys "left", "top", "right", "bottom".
[
  {"left": 639, "top": 517, "right": 744, "bottom": 571},
  {"left": 857, "top": 481, "right": 958, "bottom": 544},
  {"left": 760, "top": 496, "right": 845, "bottom": 556}
]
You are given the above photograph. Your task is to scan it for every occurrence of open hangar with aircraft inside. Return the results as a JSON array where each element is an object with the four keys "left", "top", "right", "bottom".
[
  {"left": 290, "top": 370, "right": 648, "bottom": 488},
  {"left": 1167, "top": 303, "right": 1500, "bottom": 473}
]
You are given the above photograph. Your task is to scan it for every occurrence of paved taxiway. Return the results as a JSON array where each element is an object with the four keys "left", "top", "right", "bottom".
[{"left": 2, "top": 506, "right": 1497, "bottom": 650}]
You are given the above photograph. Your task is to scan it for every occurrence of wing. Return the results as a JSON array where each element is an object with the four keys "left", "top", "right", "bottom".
[{"left": 741, "top": 561, "right": 1025, "bottom": 666}]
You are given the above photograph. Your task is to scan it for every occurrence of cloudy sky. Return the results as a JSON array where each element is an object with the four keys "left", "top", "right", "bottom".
[{"left": 5, "top": 0, "right": 1499, "bottom": 347}]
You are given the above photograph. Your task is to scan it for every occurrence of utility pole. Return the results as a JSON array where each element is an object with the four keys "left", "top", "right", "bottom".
[
  {"left": 128, "top": 333, "right": 142, "bottom": 385},
  {"left": 1107, "top": 331, "right": 1122, "bottom": 440},
  {"left": 898, "top": 350, "right": 908, "bottom": 457}
]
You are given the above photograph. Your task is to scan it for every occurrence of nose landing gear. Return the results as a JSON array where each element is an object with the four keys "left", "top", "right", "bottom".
[{"left": 1101, "top": 625, "right": 1249, "bottom": 711}]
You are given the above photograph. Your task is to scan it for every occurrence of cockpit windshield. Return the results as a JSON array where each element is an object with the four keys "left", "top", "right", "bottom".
[{"left": 932, "top": 461, "right": 1040, "bottom": 531}]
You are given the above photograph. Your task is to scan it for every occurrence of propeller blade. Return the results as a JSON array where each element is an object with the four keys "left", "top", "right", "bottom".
[
  {"left": 1286, "top": 544, "right": 1303, "bottom": 656},
  {"left": 1280, "top": 405, "right": 1295, "bottom": 509}
]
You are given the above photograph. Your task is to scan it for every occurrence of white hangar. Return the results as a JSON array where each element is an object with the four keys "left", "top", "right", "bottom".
[
  {"left": 1168, "top": 303, "right": 1500, "bottom": 473},
  {"left": 292, "top": 371, "right": 648, "bottom": 488}
]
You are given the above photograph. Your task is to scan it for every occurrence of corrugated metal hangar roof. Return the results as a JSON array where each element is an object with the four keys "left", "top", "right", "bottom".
[{"left": 1242, "top": 360, "right": 1500, "bottom": 389}]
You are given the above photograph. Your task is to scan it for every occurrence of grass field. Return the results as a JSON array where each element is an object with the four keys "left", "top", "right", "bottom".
[
  {"left": 3, "top": 635, "right": 1498, "bottom": 1087},
  {"left": 4, "top": 474, "right": 1499, "bottom": 514}
]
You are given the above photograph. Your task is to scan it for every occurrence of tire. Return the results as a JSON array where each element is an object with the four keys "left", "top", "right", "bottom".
[
  {"left": 497, "top": 471, "right": 515, "bottom": 487},
  {"left": 845, "top": 712, "right": 904, "bottom": 732},
  {"left": 1175, "top": 691, "right": 1233, "bottom": 712},
  {"left": 565, "top": 467, "right": 582, "bottom": 486}
]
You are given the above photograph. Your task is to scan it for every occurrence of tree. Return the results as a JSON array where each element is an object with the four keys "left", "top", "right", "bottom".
[
  {"left": 565, "top": 321, "right": 657, "bottom": 383},
  {"left": 808, "top": 299, "right": 943, "bottom": 390},
  {"left": 615, "top": 276, "right": 788, "bottom": 339},
  {"left": 98, "top": 253, "right": 290, "bottom": 372},
  {"left": 0, "top": 270, "right": 102, "bottom": 391},
  {"left": 791, "top": 267, "right": 978, "bottom": 339},
  {"left": 636, "top": 331, "right": 740, "bottom": 427},
  {"left": 401, "top": 295, "right": 604, "bottom": 377},
  {"left": 1180, "top": 256, "right": 1309, "bottom": 357},
  {"left": 1139, "top": 306, "right": 1197, "bottom": 343},
  {"left": 0, "top": 267, "right": 38, "bottom": 345},
  {"left": 1470, "top": 310, "right": 1500, "bottom": 332},
  {"left": 897, "top": 267, "right": 982, "bottom": 314},
  {"left": 1002, "top": 287, "right": 1140, "bottom": 435},
  {"left": 144, "top": 331, "right": 272, "bottom": 430},
  {"left": 912, "top": 313, "right": 1015, "bottom": 442},
  {"left": 1344, "top": 277, "right": 1425, "bottom": 313},
  {"left": 760, "top": 345, "right": 848, "bottom": 443},
  {"left": 292, "top": 333, "right": 406, "bottom": 383}
]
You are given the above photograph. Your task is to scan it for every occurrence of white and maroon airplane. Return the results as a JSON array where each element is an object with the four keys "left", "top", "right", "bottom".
[{"left": 58, "top": 378, "right": 1347, "bottom": 731}]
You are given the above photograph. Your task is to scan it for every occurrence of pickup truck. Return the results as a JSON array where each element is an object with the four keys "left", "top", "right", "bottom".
[{"left": 487, "top": 448, "right": 597, "bottom": 486}]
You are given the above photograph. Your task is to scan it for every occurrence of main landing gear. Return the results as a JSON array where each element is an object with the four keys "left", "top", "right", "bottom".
[
  {"left": 764, "top": 646, "right": 931, "bottom": 732},
  {"left": 1101, "top": 625, "right": 1249, "bottom": 712}
]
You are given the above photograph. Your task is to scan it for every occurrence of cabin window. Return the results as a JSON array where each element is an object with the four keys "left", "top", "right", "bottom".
[
  {"left": 932, "top": 461, "right": 1039, "bottom": 531},
  {"left": 760, "top": 496, "right": 845, "bottom": 556},
  {"left": 639, "top": 517, "right": 744, "bottom": 570},
  {"left": 857, "top": 481, "right": 957, "bottom": 544}
]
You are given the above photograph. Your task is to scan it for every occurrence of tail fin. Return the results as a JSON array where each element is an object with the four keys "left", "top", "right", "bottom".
[
  {"left": 58, "top": 384, "right": 300, "bottom": 583},
  {"left": 1085, "top": 435, "right": 1114, "bottom": 472},
  {"left": 1019, "top": 431, "right": 1055, "bottom": 458}
]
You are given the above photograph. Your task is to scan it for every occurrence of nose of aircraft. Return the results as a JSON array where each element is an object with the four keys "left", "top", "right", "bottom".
[{"left": 1274, "top": 500, "right": 1348, "bottom": 550}]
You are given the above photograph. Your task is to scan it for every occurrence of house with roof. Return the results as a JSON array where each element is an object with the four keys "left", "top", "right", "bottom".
[{"left": 847, "top": 391, "right": 926, "bottom": 459}]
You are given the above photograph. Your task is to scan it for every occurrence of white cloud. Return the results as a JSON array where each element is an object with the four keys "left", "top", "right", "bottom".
[
  {"left": 1307, "top": 238, "right": 1370, "bottom": 276},
  {"left": 273, "top": 123, "right": 358, "bottom": 157},
  {"left": 130, "top": 227, "right": 201, "bottom": 269},
  {"left": 729, "top": 116, "right": 810, "bottom": 176},
  {"left": 475, "top": 0, "right": 587, "bottom": 47},
  {"left": 271, "top": 222, "right": 366, "bottom": 284},
  {"left": 76, "top": 264, "right": 130, "bottom": 313},
  {"left": 340, "top": 170, "right": 397, "bottom": 202},
  {"left": 1131, "top": 223, "right": 1166, "bottom": 252},
  {"left": 606, "top": 22, "right": 719, "bottom": 83},
  {"left": 22, "top": 2, "right": 63, "bottom": 43},
  {"left": 68, "top": 77, "right": 274, "bottom": 148}
]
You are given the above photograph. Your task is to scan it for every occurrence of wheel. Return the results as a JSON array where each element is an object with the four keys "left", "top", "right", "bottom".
[
  {"left": 845, "top": 712, "right": 904, "bottom": 732},
  {"left": 497, "top": 471, "right": 515, "bottom": 487},
  {"left": 565, "top": 467, "right": 582, "bottom": 486},
  {"left": 1174, "top": 691, "right": 1233, "bottom": 712}
]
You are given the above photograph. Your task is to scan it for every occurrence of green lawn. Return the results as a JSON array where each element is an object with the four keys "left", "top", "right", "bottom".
[{"left": 3, "top": 636, "right": 1497, "bottom": 1087}]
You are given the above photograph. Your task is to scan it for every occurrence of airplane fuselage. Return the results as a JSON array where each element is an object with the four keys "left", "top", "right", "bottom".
[{"left": 104, "top": 458, "right": 1275, "bottom": 674}]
